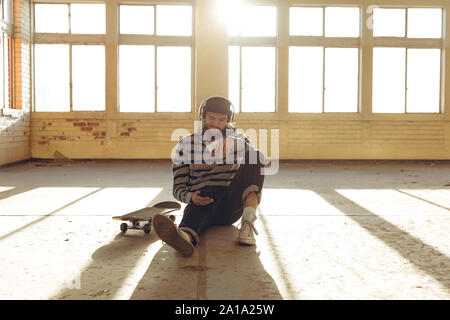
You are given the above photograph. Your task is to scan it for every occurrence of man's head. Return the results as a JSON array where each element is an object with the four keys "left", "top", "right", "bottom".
[{"left": 199, "top": 96, "right": 234, "bottom": 132}]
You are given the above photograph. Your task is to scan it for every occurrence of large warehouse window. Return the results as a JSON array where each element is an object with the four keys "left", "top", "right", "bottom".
[
  {"left": 0, "top": 0, "right": 14, "bottom": 111},
  {"left": 227, "top": 5, "right": 277, "bottom": 113},
  {"left": 34, "top": 3, "right": 106, "bottom": 112},
  {"left": 119, "top": 4, "right": 193, "bottom": 112},
  {"left": 372, "top": 8, "right": 443, "bottom": 113},
  {"left": 289, "top": 6, "right": 360, "bottom": 113}
]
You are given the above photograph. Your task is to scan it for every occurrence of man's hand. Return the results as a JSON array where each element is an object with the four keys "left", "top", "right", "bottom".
[{"left": 191, "top": 190, "right": 214, "bottom": 206}]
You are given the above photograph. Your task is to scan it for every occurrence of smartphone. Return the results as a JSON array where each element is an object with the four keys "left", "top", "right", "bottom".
[{"left": 199, "top": 189, "right": 213, "bottom": 199}]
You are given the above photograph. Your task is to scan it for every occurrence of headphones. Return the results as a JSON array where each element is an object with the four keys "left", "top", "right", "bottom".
[{"left": 197, "top": 96, "right": 235, "bottom": 123}]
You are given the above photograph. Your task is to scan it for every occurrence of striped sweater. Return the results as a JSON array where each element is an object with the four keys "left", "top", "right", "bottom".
[{"left": 172, "top": 125, "right": 259, "bottom": 204}]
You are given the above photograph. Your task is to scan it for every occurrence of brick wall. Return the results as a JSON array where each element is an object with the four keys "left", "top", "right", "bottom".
[{"left": 0, "top": 0, "right": 31, "bottom": 166}]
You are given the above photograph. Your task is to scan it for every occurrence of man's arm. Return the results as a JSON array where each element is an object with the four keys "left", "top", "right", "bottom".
[
  {"left": 172, "top": 163, "right": 194, "bottom": 204},
  {"left": 172, "top": 137, "right": 194, "bottom": 204}
]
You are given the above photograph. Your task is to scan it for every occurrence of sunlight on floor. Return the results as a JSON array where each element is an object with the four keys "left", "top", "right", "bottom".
[
  {"left": 112, "top": 240, "right": 163, "bottom": 299},
  {"left": 0, "top": 187, "right": 163, "bottom": 216},
  {"left": 259, "top": 188, "right": 344, "bottom": 216}
]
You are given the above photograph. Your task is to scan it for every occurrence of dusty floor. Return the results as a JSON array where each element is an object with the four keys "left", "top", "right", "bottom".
[{"left": 0, "top": 159, "right": 449, "bottom": 300}]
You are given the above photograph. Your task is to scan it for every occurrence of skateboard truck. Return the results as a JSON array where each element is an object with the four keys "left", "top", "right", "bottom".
[{"left": 119, "top": 216, "right": 176, "bottom": 234}]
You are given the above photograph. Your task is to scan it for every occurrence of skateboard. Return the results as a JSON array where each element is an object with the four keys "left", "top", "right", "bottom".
[{"left": 112, "top": 201, "right": 181, "bottom": 234}]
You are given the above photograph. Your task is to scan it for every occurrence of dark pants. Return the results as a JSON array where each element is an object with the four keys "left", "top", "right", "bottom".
[{"left": 178, "top": 155, "right": 265, "bottom": 245}]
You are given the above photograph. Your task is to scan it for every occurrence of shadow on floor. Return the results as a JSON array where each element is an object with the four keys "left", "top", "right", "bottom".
[
  {"left": 53, "top": 232, "right": 158, "bottom": 299},
  {"left": 316, "top": 189, "right": 450, "bottom": 291},
  {"left": 130, "top": 225, "right": 283, "bottom": 300}
]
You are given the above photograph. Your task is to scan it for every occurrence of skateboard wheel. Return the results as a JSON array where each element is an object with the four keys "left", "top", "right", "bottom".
[
  {"left": 169, "top": 215, "right": 176, "bottom": 222},
  {"left": 143, "top": 223, "right": 151, "bottom": 234},
  {"left": 120, "top": 223, "right": 128, "bottom": 233}
]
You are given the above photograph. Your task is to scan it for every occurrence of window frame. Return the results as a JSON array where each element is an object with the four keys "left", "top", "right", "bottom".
[
  {"left": 228, "top": 4, "right": 278, "bottom": 114},
  {"left": 32, "top": 1, "right": 106, "bottom": 113},
  {"left": 32, "top": 1, "right": 195, "bottom": 116},
  {"left": 371, "top": 6, "right": 445, "bottom": 114},
  {"left": 118, "top": 3, "right": 195, "bottom": 114},
  {"left": 288, "top": 5, "right": 362, "bottom": 114},
  {"left": 0, "top": 0, "right": 14, "bottom": 112}
]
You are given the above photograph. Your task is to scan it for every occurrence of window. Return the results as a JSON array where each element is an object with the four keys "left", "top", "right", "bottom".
[
  {"left": 34, "top": 44, "right": 70, "bottom": 112},
  {"left": 289, "top": 7, "right": 360, "bottom": 113},
  {"left": 119, "top": 5, "right": 193, "bottom": 112},
  {"left": 0, "top": 0, "right": 14, "bottom": 110},
  {"left": 372, "top": 8, "right": 443, "bottom": 113},
  {"left": 33, "top": 3, "right": 105, "bottom": 112},
  {"left": 227, "top": 5, "right": 277, "bottom": 113}
]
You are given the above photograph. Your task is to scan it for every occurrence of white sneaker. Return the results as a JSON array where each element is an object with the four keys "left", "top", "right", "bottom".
[{"left": 238, "top": 220, "right": 258, "bottom": 246}]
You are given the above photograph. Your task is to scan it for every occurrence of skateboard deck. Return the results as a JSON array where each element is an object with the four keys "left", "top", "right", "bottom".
[{"left": 112, "top": 201, "right": 181, "bottom": 234}]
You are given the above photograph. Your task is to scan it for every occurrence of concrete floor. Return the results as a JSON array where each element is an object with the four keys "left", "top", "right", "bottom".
[{"left": 0, "top": 159, "right": 449, "bottom": 300}]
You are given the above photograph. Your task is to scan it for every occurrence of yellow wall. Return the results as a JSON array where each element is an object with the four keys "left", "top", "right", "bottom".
[{"left": 2, "top": 0, "right": 450, "bottom": 165}]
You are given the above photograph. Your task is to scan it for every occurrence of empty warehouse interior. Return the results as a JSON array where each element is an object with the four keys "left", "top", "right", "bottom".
[{"left": 0, "top": 0, "right": 450, "bottom": 300}]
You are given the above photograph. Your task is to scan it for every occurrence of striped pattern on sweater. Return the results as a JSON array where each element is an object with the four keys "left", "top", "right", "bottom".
[{"left": 172, "top": 126, "right": 257, "bottom": 204}]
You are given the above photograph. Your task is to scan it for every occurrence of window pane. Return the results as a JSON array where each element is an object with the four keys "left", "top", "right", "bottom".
[
  {"left": 407, "top": 49, "right": 441, "bottom": 113},
  {"left": 119, "top": 45, "right": 155, "bottom": 112},
  {"left": 241, "top": 47, "right": 275, "bottom": 112},
  {"left": 72, "top": 46, "right": 105, "bottom": 111},
  {"left": 325, "top": 7, "right": 360, "bottom": 37},
  {"left": 372, "top": 48, "right": 405, "bottom": 113},
  {"left": 373, "top": 8, "right": 405, "bottom": 37},
  {"left": 157, "top": 47, "right": 191, "bottom": 112},
  {"left": 4, "top": 0, "right": 12, "bottom": 24},
  {"left": 71, "top": 4, "right": 105, "bottom": 34},
  {"left": 35, "top": 44, "right": 70, "bottom": 111},
  {"left": 0, "top": 35, "right": 3, "bottom": 108},
  {"left": 228, "top": 46, "right": 240, "bottom": 113},
  {"left": 290, "top": 7, "right": 323, "bottom": 36},
  {"left": 241, "top": 6, "right": 276, "bottom": 37},
  {"left": 6, "top": 36, "right": 11, "bottom": 108},
  {"left": 223, "top": 1, "right": 243, "bottom": 36},
  {"left": 408, "top": 9, "right": 442, "bottom": 38},
  {"left": 120, "top": 5, "right": 154, "bottom": 35},
  {"left": 289, "top": 47, "right": 323, "bottom": 113},
  {"left": 324, "top": 48, "right": 358, "bottom": 112},
  {"left": 156, "top": 5, "right": 192, "bottom": 36},
  {"left": 35, "top": 4, "right": 69, "bottom": 33}
]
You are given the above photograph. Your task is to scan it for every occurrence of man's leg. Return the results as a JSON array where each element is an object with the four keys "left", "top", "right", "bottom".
[
  {"left": 153, "top": 187, "right": 227, "bottom": 257},
  {"left": 214, "top": 152, "right": 265, "bottom": 245}
]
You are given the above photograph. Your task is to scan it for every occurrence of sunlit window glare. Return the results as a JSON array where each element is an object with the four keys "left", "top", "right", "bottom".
[
  {"left": 241, "top": 47, "right": 276, "bottom": 112},
  {"left": 218, "top": 1, "right": 276, "bottom": 37},
  {"left": 120, "top": 5, "right": 154, "bottom": 35},
  {"left": 290, "top": 7, "right": 323, "bottom": 36},
  {"left": 71, "top": 4, "right": 105, "bottom": 34},
  {"left": 157, "top": 47, "right": 191, "bottom": 112},
  {"left": 289, "top": 46, "right": 323, "bottom": 113},
  {"left": 406, "top": 49, "right": 441, "bottom": 113},
  {"left": 156, "top": 5, "right": 192, "bottom": 36},
  {"left": 35, "top": 44, "right": 70, "bottom": 111},
  {"left": 407, "top": 8, "right": 442, "bottom": 38},
  {"left": 373, "top": 48, "right": 406, "bottom": 113},
  {"left": 373, "top": 8, "right": 406, "bottom": 37},
  {"left": 35, "top": 4, "right": 69, "bottom": 33},
  {"left": 228, "top": 46, "right": 240, "bottom": 112},
  {"left": 325, "top": 7, "right": 360, "bottom": 37},
  {"left": 72, "top": 45, "right": 105, "bottom": 111},
  {"left": 119, "top": 45, "right": 155, "bottom": 112},
  {"left": 324, "top": 48, "right": 359, "bottom": 112}
]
